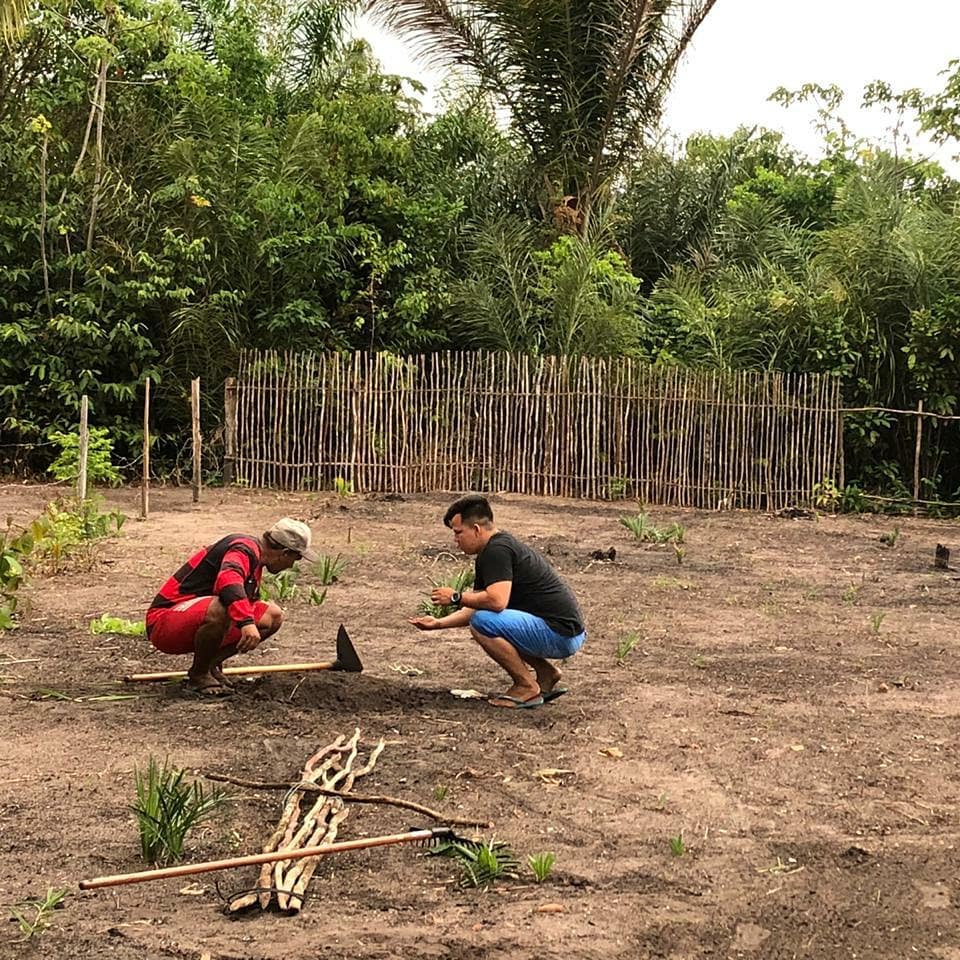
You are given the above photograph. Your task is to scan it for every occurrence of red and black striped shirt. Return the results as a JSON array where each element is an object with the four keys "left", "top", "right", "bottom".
[{"left": 146, "top": 534, "right": 262, "bottom": 633}]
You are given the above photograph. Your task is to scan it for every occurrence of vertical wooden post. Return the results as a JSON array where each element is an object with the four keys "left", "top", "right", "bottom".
[
  {"left": 140, "top": 378, "right": 150, "bottom": 520},
  {"left": 223, "top": 377, "right": 238, "bottom": 486},
  {"left": 913, "top": 399, "right": 924, "bottom": 507},
  {"left": 77, "top": 394, "right": 89, "bottom": 501},
  {"left": 191, "top": 377, "right": 201, "bottom": 503}
]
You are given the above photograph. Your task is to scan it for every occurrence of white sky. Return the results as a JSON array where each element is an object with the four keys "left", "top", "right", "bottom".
[{"left": 354, "top": 0, "right": 960, "bottom": 169}]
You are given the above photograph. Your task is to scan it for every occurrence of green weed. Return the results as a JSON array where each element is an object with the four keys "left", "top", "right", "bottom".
[
  {"left": 333, "top": 476, "right": 354, "bottom": 498},
  {"left": 312, "top": 553, "right": 347, "bottom": 585},
  {"left": 89, "top": 614, "right": 145, "bottom": 636},
  {"left": 433, "top": 784, "right": 449, "bottom": 802},
  {"left": 616, "top": 631, "right": 640, "bottom": 664},
  {"left": 878, "top": 526, "right": 901, "bottom": 547},
  {"left": 842, "top": 584, "right": 861, "bottom": 604},
  {"left": 668, "top": 832, "right": 686, "bottom": 857},
  {"left": 620, "top": 514, "right": 685, "bottom": 545},
  {"left": 527, "top": 851, "right": 556, "bottom": 883},
  {"left": 307, "top": 586, "right": 327, "bottom": 606},
  {"left": 673, "top": 544, "right": 685, "bottom": 565},
  {"left": 9, "top": 887, "right": 68, "bottom": 941},
  {"left": 260, "top": 569, "right": 298, "bottom": 601},
  {"left": 869, "top": 612, "right": 887, "bottom": 635},
  {"left": 132, "top": 757, "right": 228, "bottom": 865}
]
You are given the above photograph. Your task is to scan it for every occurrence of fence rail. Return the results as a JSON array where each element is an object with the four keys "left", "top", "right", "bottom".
[{"left": 231, "top": 350, "right": 843, "bottom": 510}]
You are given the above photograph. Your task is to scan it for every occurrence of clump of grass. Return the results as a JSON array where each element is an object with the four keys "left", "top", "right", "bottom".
[
  {"left": 869, "top": 612, "right": 886, "bottom": 635},
  {"left": 615, "top": 631, "right": 640, "bottom": 665},
  {"left": 312, "top": 553, "right": 347, "bottom": 586},
  {"left": 89, "top": 614, "right": 145, "bottom": 635},
  {"left": 620, "top": 514, "right": 685, "bottom": 545},
  {"left": 9, "top": 888, "right": 68, "bottom": 941},
  {"left": 430, "top": 837, "right": 519, "bottom": 889},
  {"left": 419, "top": 568, "right": 474, "bottom": 617},
  {"left": 306, "top": 586, "right": 327, "bottom": 606},
  {"left": 668, "top": 831, "right": 686, "bottom": 857},
  {"left": 433, "top": 784, "right": 449, "bottom": 802},
  {"left": 528, "top": 851, "right": 556, "bottom": 883},
  {"left": 260, "top": 568, "right": 298, "bottom": 601},
  {"left": 132, "top": 757, "right": 228, "bottom": 865}
]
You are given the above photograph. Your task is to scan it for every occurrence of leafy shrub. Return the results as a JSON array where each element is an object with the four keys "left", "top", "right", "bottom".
[{"left": 47, "top": 428, "right": 122, "bottom": 487}]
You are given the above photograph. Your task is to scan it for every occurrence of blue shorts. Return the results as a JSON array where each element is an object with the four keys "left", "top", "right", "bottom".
[{"left": 470, "top": 609, "right": 585, "bottom": 660}]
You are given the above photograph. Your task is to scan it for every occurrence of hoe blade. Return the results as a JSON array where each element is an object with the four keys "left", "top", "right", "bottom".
[{"left": 332, "top": 624, "right": 363, "bottom": 672}]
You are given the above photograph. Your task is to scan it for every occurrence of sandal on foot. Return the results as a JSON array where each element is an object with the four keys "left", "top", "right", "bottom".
[
  {"left": 541, "top": 687, "right": 568, "bottom": 703},
  {"left": 182, "top": 680, "right": 234, "bottom": 699},
  {"left": 488, "top": 693, "right": 544, "bottom": 709}
]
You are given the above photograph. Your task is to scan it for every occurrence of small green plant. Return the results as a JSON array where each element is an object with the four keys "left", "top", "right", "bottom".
[
  {"left": 433, "top": 784, "right": 449, "bottom": 802},
  {"left": 878, "top": 525, "right": 901, "bottom": 547},
  {"left": 420, "top": 568, "right": 475, "bottom": 617},
  {"left": 869, "top": 612, "right": 886, "bottom": 635},
  {"left": 307, "top": 586, "right": 327, "bottom": 606},
  {"left": 312, "top": 553, "right": 347, "bottom": 585},
  {"left": 0, "top": 530, "right": 25, "bottom": 632},
  {"left": 620, "top": 514, "right": 684, "bottom": 544},
  {"left": 132, "top": 757, "right": 228, "bottom": 865},
  {"left": 673, "top": 544, "right": 685, "bottom": 565},
  {"left": 431, "top": 838, "right": 519, "bottom": 889},
  {"left": 333, "top": 476, "right": 354, "bottom": 497},
  {"left": 668, "top": 831, "right": 686, "bottom": 857},
  {"left": 690, "top": 654, "right": 708, "bottom": 669},
  {"left": 260, "top": 568, "right": 299, "bottom": 601},
  {"left": 48, "top": 427, "right": 122, "bottom": 487},
  {"left": 9, "top": 887, "right": 68, "bottom": 941},
  {"left": 89, "top": 614, "right": 145, "bottom": 636},
  {"left": 842, "top": 583, "right": 861, "bottom": 604},
  {"left": 527, "top": 851, "right": 556, "bottom": 883},
  {"left": 607, "top": 476, "right": 629, "bottom": 499},
  {"left": 616, "top": 631, "right": 640, "bottom": 664}
]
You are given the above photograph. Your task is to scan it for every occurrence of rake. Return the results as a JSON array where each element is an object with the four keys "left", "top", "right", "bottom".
[
  {"left": 78, "top": 826, "right": 478, "bottom": 891},
  {"left": 123, "top": 624, "right": 362, "bottom": 682}
]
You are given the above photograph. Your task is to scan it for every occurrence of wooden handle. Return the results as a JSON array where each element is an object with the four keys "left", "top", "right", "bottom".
[
  {"left": 79, "top": 829, "right": 435, "bottom": 890},
  {"left": 123, "top": 661, "right": 335, "bottom": 682}
]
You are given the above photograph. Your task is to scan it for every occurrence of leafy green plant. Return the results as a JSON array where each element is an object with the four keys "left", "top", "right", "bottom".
[
  {"left": 260, "top": 569, "right": 299, "bottom": 601},
  {"left": 48, "top": 427, "right": 122, "bottom": 487},
  {"left": 431, "top": 838, "right": 520, "bottom": 889},
  {"left": 869, "top": 612, "right": 887, "bottom": 635},
  {"left": 419, "top": 568, "right": 475, "bottom": 617},
  {"left": 132, "top": 757, "right": 228, "bottom": 865},
  {"left": 0, "top": 529, "right": 25, "bottom": 632},
  {"left": 333, "top": 476, "right": 354, "bottom": 498},
  {"left": 9, "top": 887, "right": 68, "bottom": 941},
  {"left": 89, "top": 615, "right": 145, "bottom": 636},
  {"left": 527, "top": 851, "right": 556, "bottom": 883},
  {"left": 668, "top": 832, "right": 686, "bottom": 857},
  {"left": 312, "top": 553, "right": 347, "bottom": 585},
  {"left": 616, "top": 631, "right": 640, "bottom": 664},
  {"left": 620, "top": 514, "right": 684, "bottom": 544},
  {"left": 307, "top": 586, "right": 327, "bottom": 606}
]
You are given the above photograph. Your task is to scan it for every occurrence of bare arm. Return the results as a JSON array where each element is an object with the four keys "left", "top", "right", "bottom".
[
  {"left": 409, "top": 606, "right": 475, "bottom": 631},
  {"left": 431, "top": 580, "right": 511, "bottom": 613}
]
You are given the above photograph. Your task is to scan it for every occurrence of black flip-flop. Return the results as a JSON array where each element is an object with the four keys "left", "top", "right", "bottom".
[
  {"left": 488, "top": 694, "right": 545, "bottom": 709},
  {"left": 541, "top": 687, "right": 568, "bottom": 703}
]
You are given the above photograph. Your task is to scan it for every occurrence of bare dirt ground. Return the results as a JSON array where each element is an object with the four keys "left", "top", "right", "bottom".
[{"left": 1, "top": 483, "right": 959, "bottom": 960}]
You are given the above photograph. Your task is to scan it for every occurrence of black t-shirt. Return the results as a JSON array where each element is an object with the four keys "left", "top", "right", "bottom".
[{"left": 474, "top": 531, "right": 585, "bottom": 638}]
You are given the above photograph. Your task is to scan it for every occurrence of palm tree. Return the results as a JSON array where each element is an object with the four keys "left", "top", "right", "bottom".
[{"left": 364, "top": 0, "right": 718, "bottom": 232}]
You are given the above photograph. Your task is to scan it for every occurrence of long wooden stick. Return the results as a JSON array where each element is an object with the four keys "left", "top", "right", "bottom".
[
  {"left": 203, "top": 772, "right": 491, "bottom": 828},
  {"left": 79, "top": 829, "right": 439, "bottom": 890},
  {"left": 140, "top": 377, "right": 150, "bottom": 520},
  {"left": 123, "top": 661, "right": 336, "bottom": 682}
]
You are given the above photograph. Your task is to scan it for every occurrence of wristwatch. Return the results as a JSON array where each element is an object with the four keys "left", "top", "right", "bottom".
[{"left": 451, "top": 591, "right": 462, "bottom": 606}]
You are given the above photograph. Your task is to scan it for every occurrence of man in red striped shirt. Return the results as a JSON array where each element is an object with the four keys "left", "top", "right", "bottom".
[{"left": 146, "top": 518, "right": 319, "bottom": 696}]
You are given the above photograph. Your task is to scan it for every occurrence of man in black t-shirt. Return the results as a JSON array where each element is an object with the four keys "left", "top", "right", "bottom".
[{"left": 409, "top": 495, "right": 586, "bottom": 709}]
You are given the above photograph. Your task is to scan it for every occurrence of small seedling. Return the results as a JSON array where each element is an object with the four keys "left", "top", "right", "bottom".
[
  {"left": 89, "top": 614, "right": 145, "bottom": 636},
  {"left": 869, "top": 612, "right": 886, "bottom": 635},
  {"left": 333, "top": 476, "right": 354, "bottom": 498},
  {"left": 260, "top": 568, "right": 298, "bottom": 601},
  {"left": 420, "top": 568, "right": 474, "bottom": 617},
  {"left": 312, "top": 553, "right": 347, "bottom": 586},
  {"left": 673, "top": 544, "right": 685, "bottom": 565},
  {"left": 527, "top": 851, "right": 556, "bottom": 883},
  {"left": 307, "top": 586, "right": 327, "bottom": 606},
  {"left": 616, "top": 631, "right": 640, "bottom": 664},
  {"left": 433, "top": 784, "right": 449, "bottom": 802},
  {"left": 878, "top": 526, "right": 900, "bottom": 547},
  {"left": 132, "top": 757, "right": 228, "bottom": 865},
  {"left": 620, "top": 514, "right": 684, "bottom": 545},
  {"left": 10, "top": 887, "right": 68, "bottom": 941},
  {"left": 668, "top": 832, "right": 686, "bottom": 857},
  {"left": 842, "top": 584, "right": 860, "bottom": 604},
  {"left": 431, "top": 838, "right": 519, "bottom": 889},
  {"left": 690, "top": 654, "right": 708, "bottom": 669}
]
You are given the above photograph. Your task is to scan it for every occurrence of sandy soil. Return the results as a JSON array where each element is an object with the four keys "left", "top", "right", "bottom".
[{"left": 0, "top": 483, "right": 958, "bottom": 960}]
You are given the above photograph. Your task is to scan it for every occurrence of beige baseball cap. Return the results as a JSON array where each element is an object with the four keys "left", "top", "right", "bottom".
[{"left": 267, "top": 518, "right": 319, "bottom": 562}]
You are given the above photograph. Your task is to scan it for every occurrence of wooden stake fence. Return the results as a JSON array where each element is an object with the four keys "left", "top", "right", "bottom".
[
  {"left": 140, "top": 377, "right": 150, "bottom": 520},
  {"left": 229, "top": 351, "right": 844, "bottom": 510},
  {"left": 77, "top": 394, "right": 89, "bottom": 501},
  {"left": 191, "top": 377, "right": 201, "bottom": 503}
]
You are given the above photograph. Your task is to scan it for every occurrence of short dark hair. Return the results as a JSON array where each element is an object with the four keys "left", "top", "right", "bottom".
[{"left": 444, "top": 495, "right": 494, "bottom": 528}]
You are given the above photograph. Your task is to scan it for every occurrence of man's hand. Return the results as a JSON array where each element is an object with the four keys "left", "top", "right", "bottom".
[
  {"left": 430, "top": 586, "right": 455, "bottom": 605},
  {"left": 237, "top": 622, "right": 261, "bottom": 653},
  {"left": 409, "top": 615, "right": 440, "bottom": 631}
]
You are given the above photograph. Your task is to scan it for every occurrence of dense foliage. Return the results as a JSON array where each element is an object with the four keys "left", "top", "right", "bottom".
[{"left": 2, "top": 0, "right": 959, "bottom": 500}]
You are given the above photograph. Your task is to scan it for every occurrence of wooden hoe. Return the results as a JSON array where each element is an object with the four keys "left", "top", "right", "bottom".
[{"left": 122, "top": 624, "right": 363, "bottom": 683}]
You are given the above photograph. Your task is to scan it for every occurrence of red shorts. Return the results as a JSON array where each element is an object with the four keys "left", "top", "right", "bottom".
[{"left": 147, "top": 596, "right": 271, "bottom": 655}]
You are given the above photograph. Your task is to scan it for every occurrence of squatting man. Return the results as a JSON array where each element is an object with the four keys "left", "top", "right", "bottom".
[
  {"left": 409, "top": 495, "right": 586, "bottom": 709},
  {"left": 145, "top": 518, "right": 319, "bottom": 696}
]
